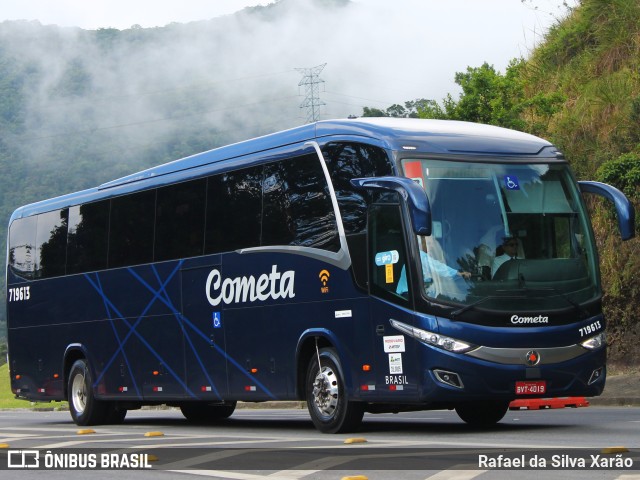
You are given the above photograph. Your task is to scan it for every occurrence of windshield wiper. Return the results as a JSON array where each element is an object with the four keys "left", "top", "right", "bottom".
[
  {"left": 450, "top": 294, "right": 525, "bottom": 318},
  {"left": 509, "top": 286, "right": 590, "bottom": 319}
]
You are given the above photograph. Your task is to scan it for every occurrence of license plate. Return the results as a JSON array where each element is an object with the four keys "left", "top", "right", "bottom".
[{"left": 515, "top": 380, "right": 546, "bottom": 395}]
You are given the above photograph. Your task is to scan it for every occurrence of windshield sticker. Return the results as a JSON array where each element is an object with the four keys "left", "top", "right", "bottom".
[
  {"left": 385, "top": 264, "right": 394, "bottom": 284},
  {"left": 375, "top": 250, "right": 399, "bottom": 266},
  {"left": 504, "top": 175, "right": 520, "bottom": 190}
]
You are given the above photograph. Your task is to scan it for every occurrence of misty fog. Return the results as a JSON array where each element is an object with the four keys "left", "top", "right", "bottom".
[{"left": 0, "top": 0, "right": 562, "bottom": 201}]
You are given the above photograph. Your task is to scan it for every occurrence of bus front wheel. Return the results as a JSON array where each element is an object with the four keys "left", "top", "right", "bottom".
[
  {"left": 455, "top": 400, "right": 510, "bottom": 426},
  {"left": 67, "top": 359, "right": 108, "bottom": 426},
  {"left": 305, "top": 348, "right": 363, "bottom": 433}
]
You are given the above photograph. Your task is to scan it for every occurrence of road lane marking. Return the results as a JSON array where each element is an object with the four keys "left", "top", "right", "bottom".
[{"left": 424, "top": 467, "right": 486, "bottom": 480}]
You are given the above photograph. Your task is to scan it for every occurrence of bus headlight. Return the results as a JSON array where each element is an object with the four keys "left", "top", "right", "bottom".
[
  {"left": 581, "top": 332, "right": 606, "bottom": 350},
  {"left": 389, "top": 319, "right": 476, "bottom": 353}
]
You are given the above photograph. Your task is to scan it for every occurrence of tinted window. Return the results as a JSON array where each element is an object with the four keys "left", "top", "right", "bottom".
[
  {"left": 205, "top": 166, "right": 262, "bottom": 254},
  {"left": 321, "top": 142, "right": 392, "bottom": 235},
  {"left": 8, "top": 216, "right": 37, "bottom": 279},
  {"left": 35, "top": 209, "right": 69, "bottom": 278},
  {"left": 109, "top": 190, "right": 156, "bottom": 268},
  {"left": 262, "top": 154, "right": 339, "bottom": 251},
  {"left": 67, "top": 201, "right": 110, "bottom": 274},
  {"left": 155, "top": 179, "right": 206, "bottom": 261},
  {"left": 369, "top": 202, "right": 409, "bottom": 305}
]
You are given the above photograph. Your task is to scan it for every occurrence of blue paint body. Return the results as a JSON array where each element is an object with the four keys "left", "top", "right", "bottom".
[{"left": 6, "top": 118, "right": 634, "bottom": 417}]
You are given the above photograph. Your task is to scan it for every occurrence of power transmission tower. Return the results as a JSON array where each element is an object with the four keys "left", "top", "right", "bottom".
[{"left": 295, "top": 63, "right": 326, "bottom": 123}]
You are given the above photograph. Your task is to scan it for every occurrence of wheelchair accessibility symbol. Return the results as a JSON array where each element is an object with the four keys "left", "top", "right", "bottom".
[
  {"left": 504, "top": 175, "right": 520, "bottom": 190},
  {"left": 212, "top": 312, "right": 222, "bottom": 328}
]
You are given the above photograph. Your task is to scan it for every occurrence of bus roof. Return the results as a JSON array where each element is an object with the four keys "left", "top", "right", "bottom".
[
  {"left": 10, "top": 118, "right": 558, "bottom": 221},
  {"left": 101, "top": 118, "right": 555, "bottom": 190}
]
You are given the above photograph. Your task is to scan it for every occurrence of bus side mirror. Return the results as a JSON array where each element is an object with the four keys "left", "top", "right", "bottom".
[
  {"left": 579, "top": 181, "right": 635, "bottom": 240},
  {"left": 351, "top": 176, "right": 432, "bottom": 236}
]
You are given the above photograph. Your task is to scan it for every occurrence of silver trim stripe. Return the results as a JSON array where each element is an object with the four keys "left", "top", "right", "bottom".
[{"left": 466, "top": 344, "right": 587, "bottom": 365}]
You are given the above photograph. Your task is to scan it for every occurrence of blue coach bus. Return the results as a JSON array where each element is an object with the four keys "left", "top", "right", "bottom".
[{"left": 6, "top": 118, "right": 635, "bottom": 433}]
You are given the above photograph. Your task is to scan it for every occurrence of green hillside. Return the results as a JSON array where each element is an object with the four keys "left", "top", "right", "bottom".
[{"left": 520, "top": 0, "right": 640, "bottom": 365}]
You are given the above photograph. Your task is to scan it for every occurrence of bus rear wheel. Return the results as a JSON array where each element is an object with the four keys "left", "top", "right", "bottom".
[
  {"left": 68, "top": 359, "right": 108, "bottom": 426},
  {"left": 305, "top": 348, "right": 363, "bottom": 434},
  {"left": 455, "top": 400, "right": 510, "bottom": 426},
  {"left": 180, "top": 402, "right": 237, "bottom": 422}
]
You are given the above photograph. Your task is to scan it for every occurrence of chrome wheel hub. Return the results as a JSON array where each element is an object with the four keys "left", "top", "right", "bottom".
[
  {"left": 311, "top": 366, "right": 339, "bottom": 419},
  {"left": 71, "top": 372, "right": 87, "bottom": 414}
]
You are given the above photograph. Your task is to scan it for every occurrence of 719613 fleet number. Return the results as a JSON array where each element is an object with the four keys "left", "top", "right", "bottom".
[{"left": 8, "top": 286, "right": 31, "bottom": 302}]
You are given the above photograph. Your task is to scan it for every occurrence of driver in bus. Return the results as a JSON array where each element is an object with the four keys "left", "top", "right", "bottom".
[{"left": 491, "top": 234, "right": 522, "bottom": 277}]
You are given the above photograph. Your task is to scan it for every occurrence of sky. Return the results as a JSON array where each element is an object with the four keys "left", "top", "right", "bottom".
[
  {"left": 3, "top": 0, "right": 574, "bottom": 33},
  {"left": 1, "top": 0, "right": 274, "bottom": 30}
]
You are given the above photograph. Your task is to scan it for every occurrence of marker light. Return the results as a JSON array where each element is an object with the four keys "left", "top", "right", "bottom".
[
  {"left": 390, "top": 319, "right": 476, "bottom": 353},
  {"left": 581, "top": 332, "right": 606, "bottom": 350}
]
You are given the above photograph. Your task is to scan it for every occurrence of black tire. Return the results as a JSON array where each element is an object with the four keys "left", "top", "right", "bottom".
[
  {"left": 67, "top": 359, "right": 108, "bottom": 426},
  {"left": 305, "top": 348, "right": 364, "bottom": 434},
  {"left": 180, "top": 401, "right": 237, "bottom": 423},
  {"left": 455, "top": 400, "right": 510, "bottom": 426}
]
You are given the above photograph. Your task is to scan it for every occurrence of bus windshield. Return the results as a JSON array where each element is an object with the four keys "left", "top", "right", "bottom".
[{"left": 401, "top": 159, "right": 600, "bottom": 311}]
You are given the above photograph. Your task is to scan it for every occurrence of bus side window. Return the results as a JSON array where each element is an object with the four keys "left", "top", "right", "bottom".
[
  {"left": 67, "top": 201, "right": 109, "bottom": 274},
  {"left": 368, "top": 202, "right": 409, "bottom": 304},
  {"left": 35, "top": 209, "right": 69, "bottom": 278},
  {"left": 262, "top": 154, "right": 340, "bottom": 251},
  {"left": 8, "top": 216, "right": 37, "bottom": 279},
  {"left": 155, "top": 178, "right": 206, "bottom": 262},
  {"left": 108, "top": 190, "right": 156, "bottom": 268},
  {"left": 321, "top": 142, "right": 393, "bottom": 289},
  {"left": 205, "top": 166, "right": 262, "bottom": 254}
]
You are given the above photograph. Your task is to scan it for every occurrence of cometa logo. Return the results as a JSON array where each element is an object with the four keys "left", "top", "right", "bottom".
[
  {"left": 206, "top": 265, "right": 295, "bottom": 306},
  {"left": 319, "top": 269, "right": 330, "bottom": 294},
  {"left": 511, "top": 315, "right": 549, "bottom": 324}
]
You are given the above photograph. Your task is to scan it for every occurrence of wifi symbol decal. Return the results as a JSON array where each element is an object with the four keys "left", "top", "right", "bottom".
[{"left": 319, "top": 269, "right": 330, "bottom": 294}]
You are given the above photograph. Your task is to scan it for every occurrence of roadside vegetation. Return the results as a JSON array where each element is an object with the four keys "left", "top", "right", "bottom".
[{"left": 361, "top": 0, "right": 640, "bottom": 367}]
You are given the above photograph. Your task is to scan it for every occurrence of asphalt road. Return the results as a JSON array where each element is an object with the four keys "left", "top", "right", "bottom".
[{"left": 0, "top": 406, "right": 638, "bottom": 479}]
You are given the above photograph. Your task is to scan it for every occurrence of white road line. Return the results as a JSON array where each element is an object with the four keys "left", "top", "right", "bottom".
[
  {"left": 0, "top": 426, "right": 80, "bottom": 432},
  {"left": 424, "top": 468, "right": 487, "bottom": 480},
  {"left": 128, "top": 438, "right": 292, "bottom": 449},
  {"left": 267, "top": 470, "right": 319, "bottom": 479}
]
